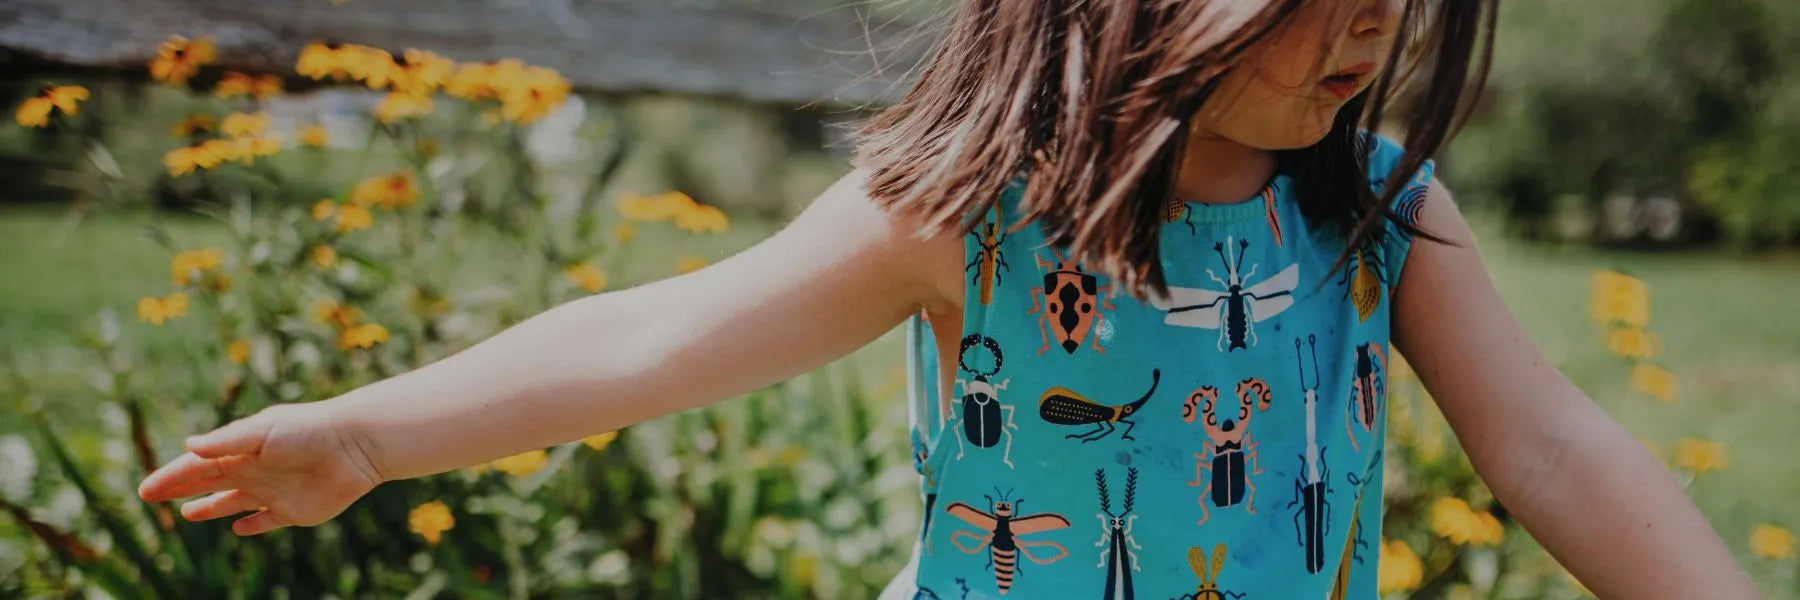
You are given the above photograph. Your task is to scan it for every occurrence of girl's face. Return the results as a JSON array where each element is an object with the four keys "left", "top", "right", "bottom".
[{"left": 1195, "top": 0, "right": 1403, "bottom": 149}]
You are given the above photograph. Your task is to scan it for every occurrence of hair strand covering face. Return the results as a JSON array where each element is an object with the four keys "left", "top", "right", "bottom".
[{"left": 854, "top": 0, "right": 1496, "bottom": 300}]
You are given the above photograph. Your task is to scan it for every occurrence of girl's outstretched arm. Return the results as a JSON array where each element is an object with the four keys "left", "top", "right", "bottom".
[
  {"left": 138, "top": 170, "right": 963, "bottom": 535},
  {"left": 1393, "top": 180, "right": 1758, "bottom": 598}
]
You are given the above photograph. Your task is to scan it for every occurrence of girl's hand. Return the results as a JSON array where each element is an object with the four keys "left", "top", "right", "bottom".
[{"left": 137, "top": 402, "right": 384, "bottom": 536}]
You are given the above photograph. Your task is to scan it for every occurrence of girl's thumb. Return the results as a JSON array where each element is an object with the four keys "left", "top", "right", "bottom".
[{"left": 186, "top": 417, "right": 271, "bottom": 458}]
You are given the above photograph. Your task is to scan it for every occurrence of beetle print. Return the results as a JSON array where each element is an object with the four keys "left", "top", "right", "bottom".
[
  {"left": 952, "top": 334, "right": 1019, "bottom": 469},
  {"left": 1028, "top": 248, "right": 1116, "bottom": 356},
  {"left": 1167, "top": 197, "right": 1197, "bottom": 235},
  {"left": 969, "top": 211, "right": 1010, "bottom": 306},
  {"left": 1037, "top": 369, "right": 1161, "bottom": 443},
  {"left": 1094, "top": 468, "right": 1141, "bottom": 600},
  {"left": 1189, "top": 378, "right": 1270, "bottom": 526},
  {"left": 1288, "top": 335, "right": 1333, "bottom": 574},
  {"left": 1345, "top": 342, "right": 1386, "bottom": 453},
  {"left": 1150, "top": 237, "right": 1300, "bottom": 352},
  {"left": 1173, "top": 544, "right": 1244, "bottom": 600},
  {"left": 946, "top": 490, "right": 1071, "bottom": 595}
]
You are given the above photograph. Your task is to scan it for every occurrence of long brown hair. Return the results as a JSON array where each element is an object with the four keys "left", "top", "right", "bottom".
[{"left": 854, "top": 0, "right": 1495, "bottom": 298}]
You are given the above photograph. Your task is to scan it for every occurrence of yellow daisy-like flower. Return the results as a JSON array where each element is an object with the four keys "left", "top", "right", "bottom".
[
  {"left": 1603, "top": 326, "right": 1660, "bottom": 360},
  {"left": 1673, "top": 438, "right": 1729, "bottom": 475},
  {"left": 15, "top": 85, "right": 88, "bottom": 128},
  {"left": 1750, "top": 524, "right": 1795, "bottom": 560},
  {"left": 214, "top": 72, "right": 256, "bottom": 99},
  {"left": 298, "top": 123, "right": 328, "bottom": 148},
  {"left": 616, "top": 191, "right": 698, "bottom": 222},
  {"left": 407, "top": 501, "right": 454, "bottom": 545},
  {"left": 170, "top": 247, "right": 224, "bottom": 286},
  {"left": 562, "top": 263, "right": 607, "bottom": 294},
  {"left": 391, "top": 49, "right": 455, "bottom": 95},
  {"left": 613, "top": 223, "right": 636, "bottom": 244},
  {"left": 677, "top": 256, "right": 708, "bottom": 274},
  {"left": 252, "top": 74, "right": 282, "bottom": 100},
  {"left": 311, "top": 245, "right": 338, "bottom": 268},
  {"left": 136, "top": 292, "right": 191, "bottom": 326},
  {"left": 296, "top": 42, "right": 347, "bottom": 80},
  {"left": 337, "top": 322, "right": 391, "bottom": 350},
  {"left": 199, "top": 138, "right": 246, "bottom": 165},
  {"left": 312, "top": 199, "right": 336, "bottom": 222},
  {"left": 226, "top": 339, "right": 251, "bottom": 365},
  {"left": 1376, "top": 538, "right": 1423, "bottom": 595},
  {"left": 336, "top": 204, "right": 374, "bottom": 232},
  {"left": 311, "top": 299, "right": 361, "bottom": 330},
  {"left": 673, "top": 203, "right": 730, "bottom": 235},
  {"left": 375, "top": 91, "right": 434, "bottom": 124},
  {"left": 170, "top": 114, "right": 216, "bottom": 138},
  {"left": 499, "top": 65, "right": 571, "bottom": 125},
  {"left": 349, "top": 172, "right": 418, "bottom": 210},
  {"left": 163, "top": 145, "right": 221, "bottom": 176},
  {"left": 1629, "top": 363, "right": 1678, "bottom": 403},
  {"left": 1429, "top": 497, "right": 1504, "bottom": 546},
  {"left": 1589, "top": 270, "right": 1649, "bottom": 328},
  {"left": 488, "top": 449, "right": 549, "bottom": 477},
  {"left": 220, "top": 112, "right": 270, "bottom": 138},
  {"left": 582, "top": 431, "right": 619, "bottom": 451},
  {"left": 149, "top": 36, "right": 217, "bottom": 86},
  {"left": 336, "top": 44, "right": 397, "bottom": 89},
  {"left": 444, "top": 59, "right": 523, "bottom": 102}
]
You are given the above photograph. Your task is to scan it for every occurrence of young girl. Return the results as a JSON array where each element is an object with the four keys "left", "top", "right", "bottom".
[{"left": 139, "top": 0, "right": 1757, "bottom": 597}]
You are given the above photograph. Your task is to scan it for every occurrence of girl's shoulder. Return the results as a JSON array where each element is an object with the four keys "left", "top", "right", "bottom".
[{"left": 1358, "top": 130, "right": 1436, "bottom": 194}]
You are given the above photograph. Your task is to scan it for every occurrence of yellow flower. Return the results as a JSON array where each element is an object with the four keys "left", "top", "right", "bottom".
[
  {"left": 149, "top": 36, "right": 217, "bottom": 86},
  {"left": 296, "top": 42, "right": 347, "bottom": 80},
  {"left": 488, "top": 449, "right": 549, "bottom": 477},
  {"left": 215, "top": 72, "right": 256, "bottom": 98},
  {"left": 1673, "top": 438, "right": 1729, "bottom": 475},
  {"left": 136, "top": 293, "right": 191, "bottom": 326},
  {"left": 170, "top": 247, "right": 224, "bottom": 286},
  {"left": 350, "top": 172, "right": 418, "bottom": 210},
  {"left": 1377, "top": 538, "right": 1423, "bottom": 594},
  {"left": 407, "top": 501, "right": 454, "bottom": 545},
  {"left": 375, "top": 91, "right": 433, "bottom": 124},
  {"left": 673, "top": 203, "right": 730, "bottom": 235},
  {"left": 252, "top": 74, "right": 282, "bottom": 100},
  {"left": 312, "top": 199, "right": 336, "bottom": 221},
  {"left": 613, "top": 223, "right": 636, "bottom": 244},
  {"left": 677, "top": 256, "right": 708, "bottom": 274},
  {"left": 15, "top": 97, "right": 52, "bottom": 128},
  {"left": 581, "top": 431, "right": 619, "bottom": 451},
  {"left": 337, "top": 322, "right": 390, "bottom": 350},
  {"left": 170, "top": 114, "right": 215, "bottom": 138},
  {"left": 499, "top": 65, "right": 571, "bottom": 125},
  {"left": 311, "top": 299, "right": 361, "bottom": 330},
  {"left": 562, "top": 263, "right": 607, "bottom": 294},
  {"left": 15, "top": 85, "right": 88, "bottom": 128},
  {"left": 311, "top": 245, "right": 338, "bottom": 268},
  {"left": 227, "top": 339, "right": 251, "bottom": 365},
  {"left": 1604, "top": 327, "right": 1661, "bottom": 359},
  {"left": 1750, "top": 524, "right": 1795, "bottom": 560},
  {"left": 220, "top": 112, "right": 270, "bottom": 138},
  {"left": 1430, "top": 497, "right": 1504, "bottom": 546},
  {"left": 162, "top": 145, "right": 217, "bottom": 176},
  {"left": 298, "top": 123, "right": 328, "bottom": 148},
  {"left": 338, "top": 45, "right": 397, "bottom": 89},
  {"left": 336, "top": 204, "right": 374, "bottom": 232},
  {"left": 391, "top": 49, "right": 455, "bottom": 95},
  {"left": 616, "top": 191, "right": 698, "bottom": 222},
  {"left": 1629, "top": 363, "right": 1678, "bottom": 403},
  {"left": 1589, "top": 270, "right": 1649, "bottom": 327},
  {"left": 445, "top": 59, "right": 525, "bottom": 102},
  {"left": 193, "top": 138, "right": 245, "bottom": 165}
]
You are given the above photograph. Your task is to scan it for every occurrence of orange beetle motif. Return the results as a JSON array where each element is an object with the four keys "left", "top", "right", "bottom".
[{"left": 1028, "top": 248, "right": 1116, "bottom": 356}]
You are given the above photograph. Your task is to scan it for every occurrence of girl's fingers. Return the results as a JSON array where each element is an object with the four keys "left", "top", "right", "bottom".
[
  {"left": 138, "top": 452, "right": 226, "bottom": 502},
  {"left": 186, "top": 416, "right": 273, "bottom": 459},
  {"left": 180, "top": 489, "right": 263, "bottom": 522},
  {"left": 232, "top": 509, "right": 287, "bottom": 536}
]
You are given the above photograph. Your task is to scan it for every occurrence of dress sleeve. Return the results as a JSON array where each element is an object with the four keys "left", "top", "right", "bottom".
[{"left": 1361, "top": 132, "right": 1436, "bottom": 291}]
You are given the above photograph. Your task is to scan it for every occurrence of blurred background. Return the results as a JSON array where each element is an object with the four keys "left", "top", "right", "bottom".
[{"left": 0, "top": 0, "right": 1795, "bottom": 598}]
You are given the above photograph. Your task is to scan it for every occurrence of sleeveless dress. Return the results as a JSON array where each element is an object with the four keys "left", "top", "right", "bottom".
[{"left": 882, "top": 133, "right": 1434, "bottom": 600}]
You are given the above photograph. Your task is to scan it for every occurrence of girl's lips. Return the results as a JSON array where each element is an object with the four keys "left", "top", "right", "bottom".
[{"left": 1318, "top": 62, "right": 1375, "bottom": 100}]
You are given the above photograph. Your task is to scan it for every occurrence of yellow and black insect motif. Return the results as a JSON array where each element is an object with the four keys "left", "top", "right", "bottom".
[
  {"left": 946, "top": 491, "right": 1071, "bottom": 596},
  {"left": 1167, "top": 196, "right": 1196, "bottom": 235},
  {"left": 968, "top": 210, "right": 1010, "bottom": 306},
  {"left": 1173, "top": 544, "right": 1243, "bottom": 600},
  {"left": 1339, "top": 246, "right": 1388, "bottom": 323},
  {"left": 1037, "top": 369, "right": 1161, "bottom": 443},
  {"left": 1330, "top": 455, "right": 1381, "bottom": 600}
]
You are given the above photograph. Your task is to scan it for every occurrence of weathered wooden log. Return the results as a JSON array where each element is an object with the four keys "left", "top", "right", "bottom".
[{"left": 0, "top": 0, "right": 935, "bottom": 105}]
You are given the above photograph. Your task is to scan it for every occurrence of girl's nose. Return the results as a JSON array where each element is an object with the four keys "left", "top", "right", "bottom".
[{"left": 1351, "top": 0, "right": 1400, "bottom": 39}]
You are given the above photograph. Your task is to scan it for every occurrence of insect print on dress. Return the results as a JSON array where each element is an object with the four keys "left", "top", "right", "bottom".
[
  {"left": 915, "top": 577, "right": 972, "bottom": 600},
  {"left": 1037, "top": 369, "right": 1162, "bottom": 443},
  {"left": 914, "top": 429, "right": 943, "bottom": 554},
  {"left": 1288, "top": 335, "right": 1334, "bottom": 574},
  {"left": 1029, "top": 247, "right": 1117, "bottom": 356},
  {"left": 1188, "top": 378, "right": 1271, "bottom": 526},
  {"left": 1150, "top": 237, "right": 1300, "bottom": 352},
  {"left": 946, "top": 490, "right": 1072, "bottom": 596},
  {"left": 1260, "top": 186, "right": 1284, "bottom": 248},
  {"left": 1167, "top": 197, "right": 1197, "bottom": 235},
  {"left": 1339, "top": 246, "right": 1388, "bottom": 323},
  {"left": 952, "top": 334, "right": 1020, "bottom": 469},
  {"left": 1328, "top": 453, "right": 1383, "bottom": 600},
  {"left": 969, "top": 210, "right": 1010, "bottom": 306},
  {"left": 1344, "top": 343, "right": 1387, "bottom": 453},
  {"left": 1173, "top": 544, "right": 1245, "bottom": 600},
  {"left": 1094, "top": 467, "right": 1142, "bottom": 600}
]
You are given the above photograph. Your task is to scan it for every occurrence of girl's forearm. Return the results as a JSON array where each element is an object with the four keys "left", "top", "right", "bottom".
[{"left": 1495, "top": 406, "right": 1758, "bottom": 598}]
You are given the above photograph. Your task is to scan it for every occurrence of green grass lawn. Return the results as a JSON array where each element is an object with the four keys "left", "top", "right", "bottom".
[{"left": 3, "top": 205, "right": 1797, "bottom": 594}]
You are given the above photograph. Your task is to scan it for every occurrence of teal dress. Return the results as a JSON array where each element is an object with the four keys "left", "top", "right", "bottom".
[{"left": 886, "top": 134, "right": 1433, "bottom": 600}]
